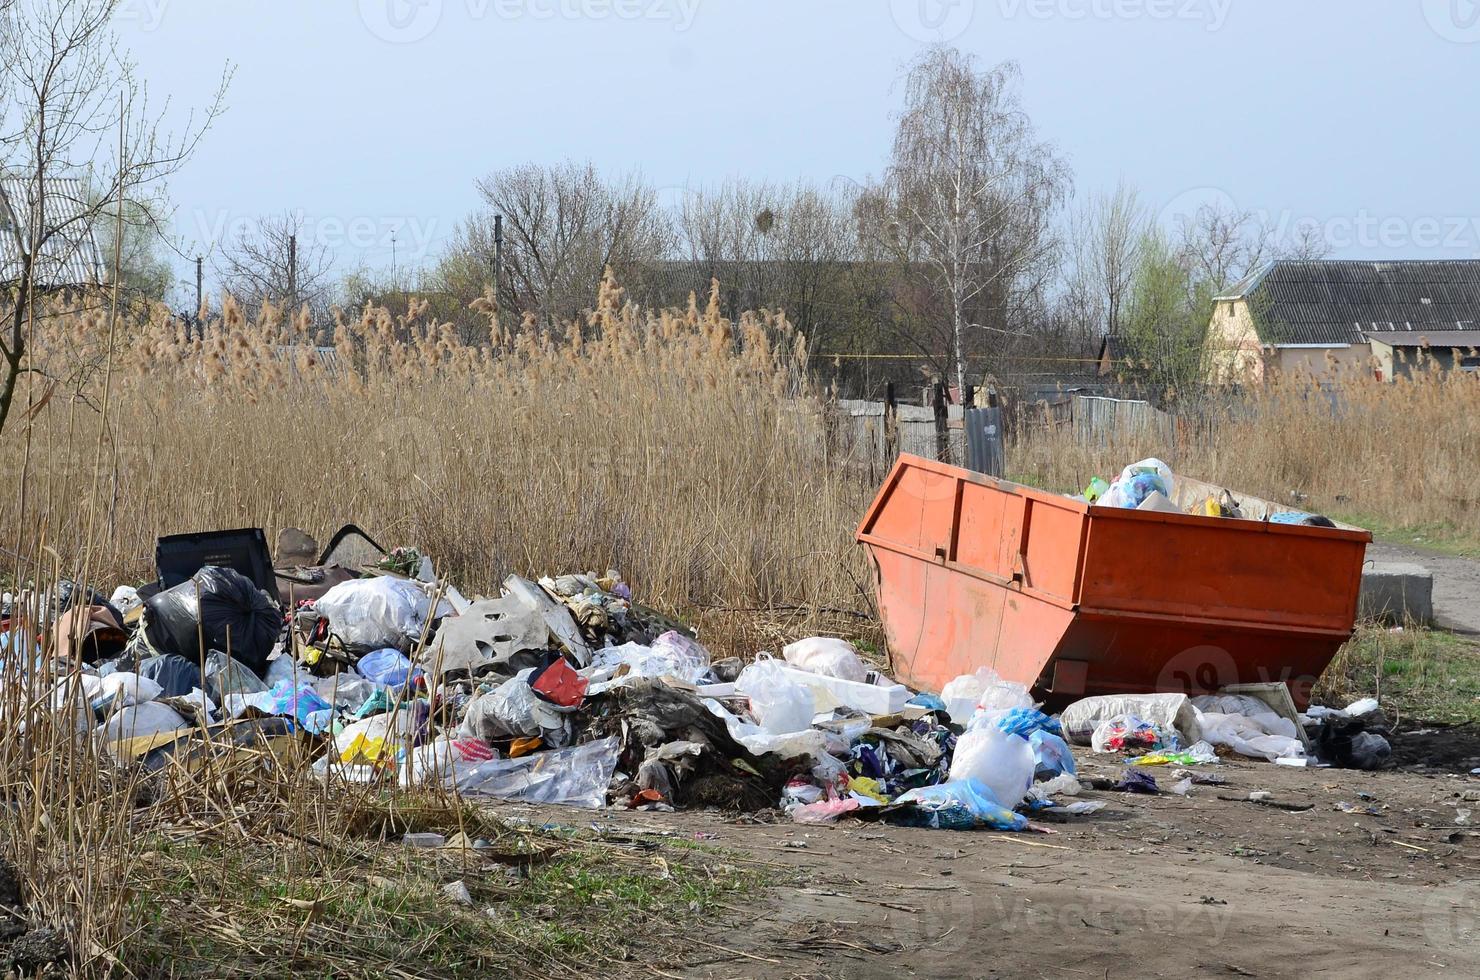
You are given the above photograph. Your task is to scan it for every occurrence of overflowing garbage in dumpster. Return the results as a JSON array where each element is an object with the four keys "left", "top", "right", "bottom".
[{"left": 0, "top": 514, "right": 1395, "bottom": 839}]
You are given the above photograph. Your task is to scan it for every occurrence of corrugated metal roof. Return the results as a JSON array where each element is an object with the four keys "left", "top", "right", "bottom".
[
  {"left": 0, "top": 176, "right": 106, "bottom": 287},
  {"left": 1232, "top": 260, "right": 1480, "bottom": 346}
]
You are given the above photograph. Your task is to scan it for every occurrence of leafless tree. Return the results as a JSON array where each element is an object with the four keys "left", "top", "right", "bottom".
[
  {"left": 1066, "top": 180, "right": 1148, "bottom": 338},
  {"left": 863, "top": 49, "right": 1070, "bottom": 397},
  {"left": 448, "top": 161, "right": 671, "bottom": 330},
  {"left": 1173, "top": 200, "right": 1330, "bottom": 306},
  {"left": 1174, "top": 201, "right": 1274, "bottom": 298},
  {"left": 0, "top": 0, "right": 230, "bottom": 435},
  {"left": 214, "top": 212, "right": 335, "bottom": 327},
  {"left": 661, "top": 178, "right": 856, "bottom": 347}
]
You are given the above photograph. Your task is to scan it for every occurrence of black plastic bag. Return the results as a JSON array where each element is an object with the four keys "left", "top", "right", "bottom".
[
  {"left": 137, "top": 654, "right": 204, "bottom": 699},
  {"left": 143, "top": 566, "right": 281, "bottom": 676}
]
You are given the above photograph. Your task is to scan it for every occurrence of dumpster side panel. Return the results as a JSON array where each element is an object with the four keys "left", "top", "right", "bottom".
[
  {"left": 869, "top": 546, "right": 1076, "bottom": 696},
  {"left": 1078, "top": 509, "right": 1369, "bottom": 632},
  {"left": 1021, "top": 497, "right": 1086, "bottom": 603}
]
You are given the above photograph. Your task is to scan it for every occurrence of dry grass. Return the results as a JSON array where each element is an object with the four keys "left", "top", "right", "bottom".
[
  {"left": 5, "top": 274, "right": 876, "bottom": 654},
  {"left": 0, "top": 275, "right": 866, "bottom": 975}
]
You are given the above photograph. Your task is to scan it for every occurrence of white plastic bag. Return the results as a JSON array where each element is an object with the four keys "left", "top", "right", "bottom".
[
  {"left": 100, "top": 701, "right": 188, "bottom": 742},
  {"left": 782, "top": 637, "right": 868, "bottom": 683},
  {"left": 736, "top": 657, "right": 815, "bottom": 735},
  {"left": 100, "top": 671, "right": 163, "bottom": 707},
  {"left": 316, "top": 576, "right": 448, "bottom": 651},
  {"left": 1195, "top": 711, "right": 1304, "bottom": 761},
  {"left": 948, "top": 726, "right": 1035, "bottom": 809}
]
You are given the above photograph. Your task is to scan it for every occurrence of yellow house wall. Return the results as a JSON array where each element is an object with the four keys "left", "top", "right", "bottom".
[{"left": 1205, "top": 299, "right": 1264, "bottom": 384}]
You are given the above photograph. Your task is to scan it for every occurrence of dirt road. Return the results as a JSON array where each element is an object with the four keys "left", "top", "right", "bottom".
[
  {"left": 1368, "top": 541, "right": 1480, "bottom": 635},
  {"left": 522, "top": 742, "right": 1480, "bottom": 979}
]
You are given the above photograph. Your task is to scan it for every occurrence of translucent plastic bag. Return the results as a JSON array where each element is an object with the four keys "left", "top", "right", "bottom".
[
  {"left": 591, "top": 632, "right": 709, "bottom": 685},
  {"left": 1099, "top": 458, "right": 1175, "bottom": 510},
  {"left": 891, "top": 778, "right": 1028, "bottom": 832},
  {"left": 1029, "top": 730, "right": 1077, "bottom": 778},
  {"left": 459, "top": 672, "right": 570, "bottom": 746},
  {"left": 1090, "top": 714, "right": 1181, "bottom": 754},
  {"left": 203, "top": 650, "right": 269, "bottom": 704},
  {"left": 782, "top": 637, "right": 868, "bottom": 683},
  {"left": 452, "top": 736, "right": 620, "bottom": 809},
  {"left": 312, "top": 673, "right": 377, "bottom": 713},
  {"left": 948, "top": 726, "right": 1035, "bottom": 809},
  {"left": 648, "top": 631, "right": 711, "bottom": 683},
  {"left": 316, "top": 576, "right": 444, "bottom": 652},
  {"left": 1061, "top": 693, "right": 1202, "bottom": 747},
  {"left": 736, "top": 657, "right": 815, "bottom": 735},
  {"left": 137, "top": 655, "right": 203, "bottom": 699},
  {"left": 941, "top": 667, "right": 1032, "bottom": 722}
]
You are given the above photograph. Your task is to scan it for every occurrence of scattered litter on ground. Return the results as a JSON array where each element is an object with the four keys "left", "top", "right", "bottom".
[{"left": 0, "top": 507, "right": 1437, "bottom": 883}]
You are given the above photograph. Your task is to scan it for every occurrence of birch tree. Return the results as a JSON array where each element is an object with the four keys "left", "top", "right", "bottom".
[{"left": 866, "top": 49, "right": 1069, "bottom": 396}]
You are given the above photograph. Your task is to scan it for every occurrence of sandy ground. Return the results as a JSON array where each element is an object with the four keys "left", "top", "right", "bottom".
[
  {"left": 1367, "top": 541, "right": 1480, "bottom": 635},
  {"left": 508, "top": 736, "right": 1480, "bottom": 980}
]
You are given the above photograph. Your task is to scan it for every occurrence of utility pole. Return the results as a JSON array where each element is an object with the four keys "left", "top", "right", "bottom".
[
  {"left": 194, "top": 256, "right": 203, "bottom": 339},
  {"left": 287, "top": 234, "right": 298, "bottom": 312},
  {"left": 493, "top": 214, "right": 503, "bottom": 319}
]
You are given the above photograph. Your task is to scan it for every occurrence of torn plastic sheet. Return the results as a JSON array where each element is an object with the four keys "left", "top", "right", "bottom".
[{"left": 444, "top": 736, "right": 621, "bottom": 809}]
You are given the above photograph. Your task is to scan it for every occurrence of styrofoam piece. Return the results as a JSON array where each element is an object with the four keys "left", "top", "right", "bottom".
[{"left": 770, "top": 662, "right": 910, "bottom": 716}]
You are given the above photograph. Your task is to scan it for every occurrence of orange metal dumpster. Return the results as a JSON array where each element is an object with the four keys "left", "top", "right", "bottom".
[{"left": 856, "top": 455, "right": 1372, "bottom": 710}]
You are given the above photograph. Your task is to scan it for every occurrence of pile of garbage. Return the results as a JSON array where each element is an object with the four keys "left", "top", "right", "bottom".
[{"left": 0, "top": 524, "right": 1393, "bottom": 835}]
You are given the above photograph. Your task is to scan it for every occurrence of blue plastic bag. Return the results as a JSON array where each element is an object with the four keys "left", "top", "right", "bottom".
[
  {"left": 996, "top": 707, "right": 1061, "bottom": 738},
  {"left": 357, "top": 647, "right": 421, "bottom": 688},
  {"left": 1028, "top": 730, "right": 1077, "bottom": 778},
  {"left": 889, "top": 778, "right": 1029, "bottom": 832}
]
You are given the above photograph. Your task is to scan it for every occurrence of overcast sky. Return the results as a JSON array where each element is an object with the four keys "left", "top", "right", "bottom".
[{"left": 119, "top": 0, "right": 1480, "bottom": 300}]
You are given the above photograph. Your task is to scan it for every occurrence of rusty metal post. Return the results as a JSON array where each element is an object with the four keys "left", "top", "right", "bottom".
[
  {"left": 932, "top": 380, "right": 949, "bottom": 463},
  {"left": 883, "top": 381, "right": 898, "bottom": 464}
]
